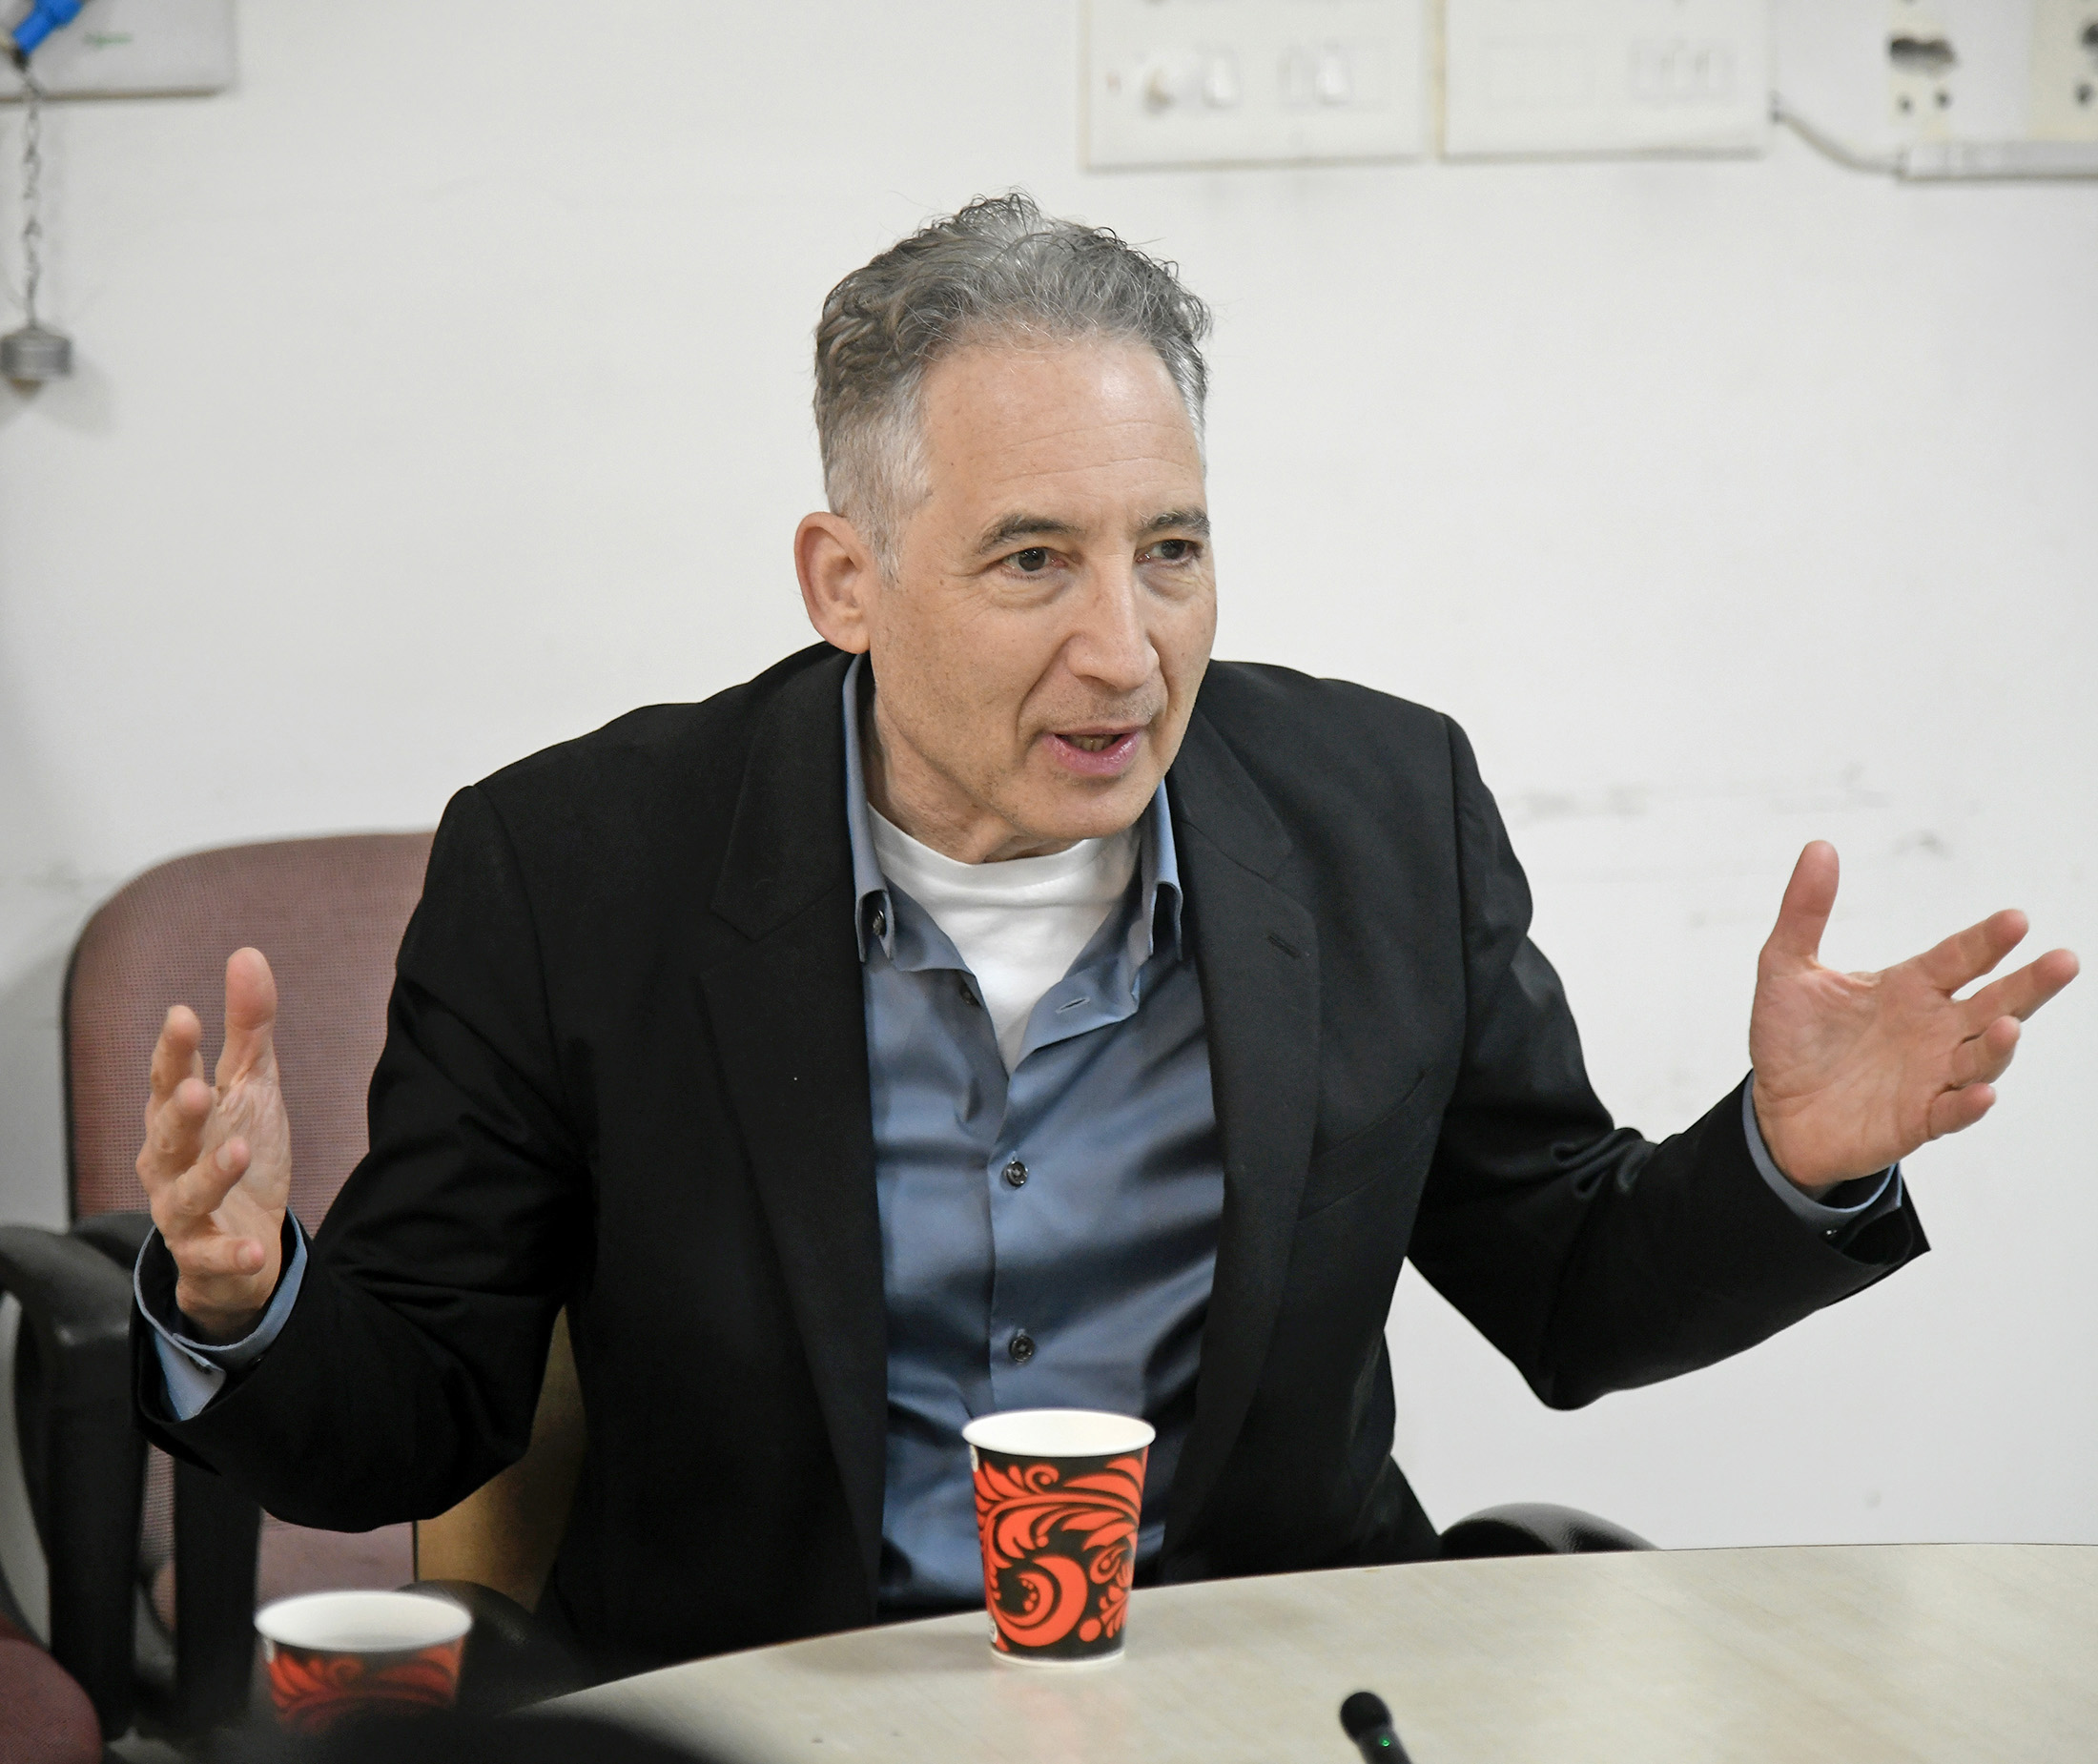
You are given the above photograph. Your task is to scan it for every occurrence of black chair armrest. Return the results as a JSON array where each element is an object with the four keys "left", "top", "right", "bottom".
[
  {"left": 72, "top": 1210, "right": 154, "bottom": 1271},
  {"left": 408, "top": 1580, "right": 590, "bottom": 1713},
  {"left": 0, "top": 1223, "right": 147, "bottom": 1738},
  {"left": 0, "top": 1222, "right": 135, "bottom": 1361},
  {"left": 1440, "top": 1502, "right": 1654, "bottom": 1559}
]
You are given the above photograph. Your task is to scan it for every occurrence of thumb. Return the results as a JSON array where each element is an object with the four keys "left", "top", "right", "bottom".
[
  {"left": 1764, "top": 841, "right": 1839, "bottom": 969},
  {"left": 216, "top": 946, "right": 280, "bottom": 1086}
]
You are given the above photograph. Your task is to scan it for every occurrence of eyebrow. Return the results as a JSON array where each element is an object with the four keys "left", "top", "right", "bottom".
[
  {"left": 975, "top": 513, "right": 1080, "bottom": 554},
  {"left": 972, "top": 507, "right": 1211, "bottom": 555}
]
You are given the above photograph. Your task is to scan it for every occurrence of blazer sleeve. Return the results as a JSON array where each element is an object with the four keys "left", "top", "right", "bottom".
[
  {"left": 132, "top": 784, "right": 590, "bottom": 1528},
  {"left": 1404, "top": 717, "right": 1926, "bottom": 1411}
]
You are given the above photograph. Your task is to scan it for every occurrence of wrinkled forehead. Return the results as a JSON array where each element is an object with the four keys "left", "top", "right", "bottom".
[{"left": 915, "top": 336, "right": 1205, "bottom": 518}]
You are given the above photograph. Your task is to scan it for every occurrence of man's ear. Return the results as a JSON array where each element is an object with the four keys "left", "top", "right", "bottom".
[{"left": 795, "top": 512, "right": 880, "bottom": 654}]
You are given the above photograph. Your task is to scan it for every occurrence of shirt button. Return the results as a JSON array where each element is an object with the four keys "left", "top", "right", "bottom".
[
  {"left": 1007, "top": 1330, "right": 1037, "bottom": 1364},
  {"left": 1002, "top": 1159, "right": 1029, "bottom": 1188},
  {"left": 957, "top": 975, "right": 980, "bottom": 1007},
  {"left": 870, "top": 904, "right": 887, "bottom": 939}
]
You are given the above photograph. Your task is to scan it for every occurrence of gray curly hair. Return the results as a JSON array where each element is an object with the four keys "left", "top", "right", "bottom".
[{"left": 813, "top": 191, "right": 1213, "bottom": 573}]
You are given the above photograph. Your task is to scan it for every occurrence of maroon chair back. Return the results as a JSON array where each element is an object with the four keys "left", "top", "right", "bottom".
[
  {"left": 67, "top": 832, "right": 434, "bottom": 1227},
  {"left": 63, "top": 832, "right": 435, "bottom": 1624}
]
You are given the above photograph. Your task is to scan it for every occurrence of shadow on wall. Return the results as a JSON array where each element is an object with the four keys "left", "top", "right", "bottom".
[
  {"left": 0, "top": 949, "right": 71, "bottom": 1231},
  {"left": 0, "top": 356, "right": 118, "bottom": 438},
  {"left": 0, "top": 626, "right": 91, "bottom": 1640},
  {"left": 0, "top": 599, "right": 93, "bottom": 1231}
]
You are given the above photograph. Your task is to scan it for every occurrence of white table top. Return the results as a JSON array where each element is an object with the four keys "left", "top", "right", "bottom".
[{"left": 561, "top": 1544, "right": 2098, "bottom": 1763}]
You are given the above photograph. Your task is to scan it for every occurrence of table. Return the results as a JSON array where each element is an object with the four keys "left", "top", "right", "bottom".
[{"left": 561, "top": 1545, "right": 2098, "bottom": 1763}]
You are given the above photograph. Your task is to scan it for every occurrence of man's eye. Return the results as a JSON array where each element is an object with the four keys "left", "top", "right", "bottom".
[
  {"left": 1011, "top": 547, "right": 1051, "bottom": 573},
  {"left": 1148, "top": 539, "right": 1197, "bottom": 563}
]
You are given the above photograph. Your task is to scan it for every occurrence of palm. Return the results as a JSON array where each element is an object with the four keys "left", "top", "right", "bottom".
[
  {"left": 194, "top": 1042, "right": 292, "bottom": 1248},
  {"left": 1748, "top": 843, "right": 2078, "bottom": 1191},
  {"left": 137, "top": 947, "right": 296, "bottom": 1338}
]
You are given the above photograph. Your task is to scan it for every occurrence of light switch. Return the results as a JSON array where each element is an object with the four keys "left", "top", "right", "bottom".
[
  {"left": 1084, "top": 0, "right": 1428, "bottom": 170},
  {"left": 1442, "top": 0, "right": 1772, "bottom": 159},
  {"left": 1316, "top": 45, "right": 1353, "bottom": 107}
]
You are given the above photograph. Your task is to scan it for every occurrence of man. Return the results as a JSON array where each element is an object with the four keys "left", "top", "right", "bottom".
[{"left": 132, "top": 195, "right": 2077, "bottom": 1672}]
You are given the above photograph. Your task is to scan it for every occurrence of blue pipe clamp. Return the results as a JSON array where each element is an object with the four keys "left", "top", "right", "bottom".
[{"left": 11, "top": 0, "right": 86, "bottom": 62}]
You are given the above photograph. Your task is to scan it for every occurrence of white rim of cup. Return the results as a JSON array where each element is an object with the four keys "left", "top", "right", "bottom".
[
  {"left": 254, "top": 1590, "right": 473, "bottom": 1654},
  {"left": 961, "top": 1408, "right": 1156, "bottom": 1458}
]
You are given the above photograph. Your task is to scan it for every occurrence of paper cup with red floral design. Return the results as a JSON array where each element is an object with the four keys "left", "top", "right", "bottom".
[
  {"left": 255, "top": 1590, "right": 472, "bottom": 1733},
  {"left": 962, "top": 1408, "right": 1155, "bottom": 1665}
]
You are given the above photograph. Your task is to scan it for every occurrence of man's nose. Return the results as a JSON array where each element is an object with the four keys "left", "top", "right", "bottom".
[{"left": 1063, "top": 566, "right": 1156, "bottom": 694}]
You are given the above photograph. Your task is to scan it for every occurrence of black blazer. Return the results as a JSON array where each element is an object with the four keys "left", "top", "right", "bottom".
[{"left": 136, "top": 645, "right": 1923, "bottom": 1671}]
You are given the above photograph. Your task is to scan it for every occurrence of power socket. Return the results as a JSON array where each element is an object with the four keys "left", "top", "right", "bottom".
[
  {"left": 1886, "top": 0, "right": 1959, "bottom": 141},
  {"left": 2030, "top": 0, "right": 2098, "bottom": 139}
]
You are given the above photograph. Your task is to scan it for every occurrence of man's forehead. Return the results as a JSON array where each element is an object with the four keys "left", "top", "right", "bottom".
[{"left": 921, "top": 336, "right": 1196, "bottom": 441}]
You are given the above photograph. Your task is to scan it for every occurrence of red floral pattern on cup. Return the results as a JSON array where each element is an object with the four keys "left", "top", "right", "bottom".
[
  {"left": 264, "top": 1636, "right": 465, "bottom": 1733},
  {"left": 971, "top": 1449, "right": 1147, "bottom": 1659}
]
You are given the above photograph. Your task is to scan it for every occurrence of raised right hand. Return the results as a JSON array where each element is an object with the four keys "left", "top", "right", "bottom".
[{"left": 135, "top": 947, "right": 293, "bottom": 1342}]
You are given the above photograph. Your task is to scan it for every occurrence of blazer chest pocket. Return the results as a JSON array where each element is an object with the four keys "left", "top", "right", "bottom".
[{"left": 1297, "top": 1080, "right": 1441, "bottom": 1220}]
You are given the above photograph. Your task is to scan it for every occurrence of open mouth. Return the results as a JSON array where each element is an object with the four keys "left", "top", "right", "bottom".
[{"left": 1045, "top": 727, "right": 1144, "bottom": 776}]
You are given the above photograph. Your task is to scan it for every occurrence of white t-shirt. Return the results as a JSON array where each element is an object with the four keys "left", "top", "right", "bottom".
[{"left": 868, "top": 809, "right": 1139, "bottom": 1072}]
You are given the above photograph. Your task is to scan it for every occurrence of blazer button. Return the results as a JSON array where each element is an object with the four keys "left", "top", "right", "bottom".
[
  {"left": 1002, "top": 1159, "right": 1029, "bottom": 1188},
  {"left": 1007, "top": 1331, "right": 1037, "bottom": 1364}
]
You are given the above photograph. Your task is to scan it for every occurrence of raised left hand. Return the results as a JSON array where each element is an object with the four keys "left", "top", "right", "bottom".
[{"left": 1749, "top": 841, "right": 2079, "bottom": 1194}]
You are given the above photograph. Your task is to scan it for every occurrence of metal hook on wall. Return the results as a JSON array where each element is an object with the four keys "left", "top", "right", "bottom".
[{"left": 5, "top": 9, "right": 81, "bottom": 386}]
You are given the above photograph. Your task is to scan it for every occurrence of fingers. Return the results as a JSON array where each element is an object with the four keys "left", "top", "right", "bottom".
[
  {"left": 215, "top": 947, "right": 280, "bottom": 1088},
  {"left": 156, "top": 1135, "right": 253, "bottom": 1238},
  {"left": 1913, "top": 908, "right": 2028, "bottom": 995},
  {"left": 1927, "top": 1081, "right": 1996, "bottom": 1140},
  {"left": 1948, "top": 1015, "right": 2021, "bottom": 1090},
  {"left": 1961, "top": 946, "right": 2081, "bottom": 1031},
  {"left": 1762, "top": 841, "right": 1840, "bottom": 967},
  {"left": 170, "top": 1226, "right": 271, "bottom": 1279},
  {"left": 147, "top": 1005, "right": 205, "bottom": 1111},
  {"left": 137, "top": 1075, "right": 212, "bottom": 1190}
]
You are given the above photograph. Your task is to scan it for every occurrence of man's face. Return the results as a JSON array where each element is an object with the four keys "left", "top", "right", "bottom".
[{"left": 836, "top": 337, "right": 1216, "bottom": 862}]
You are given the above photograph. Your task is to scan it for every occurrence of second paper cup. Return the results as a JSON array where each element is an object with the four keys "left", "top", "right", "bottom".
[{"left": 962, "top": 1407, "right": 1155, "bottom": 1664}]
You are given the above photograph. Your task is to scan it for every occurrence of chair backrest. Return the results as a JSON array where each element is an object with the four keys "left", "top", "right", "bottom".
[
  {"left": 66, "top": 833, "right": 434, "bottom": 1226},
  {"left": 62, "top": 832, "right": 436, "bottom": 1631}
]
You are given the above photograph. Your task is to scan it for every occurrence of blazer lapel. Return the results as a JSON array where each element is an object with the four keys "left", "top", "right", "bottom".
[
  {"left": 696, "top": 650, "right": 889, "bottom": 1594},
  {"left": 1163, "top": 705, "right": 1323, "bottom": 1539}
]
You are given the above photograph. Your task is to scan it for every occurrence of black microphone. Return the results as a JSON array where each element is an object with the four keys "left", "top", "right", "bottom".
[{"left": 1339, "top": 1691, "right": 1413, "bottom": 1763}]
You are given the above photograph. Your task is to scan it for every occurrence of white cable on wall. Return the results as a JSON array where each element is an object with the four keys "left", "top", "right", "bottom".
[{"left": 1773, "top": 94, "right": 2098, "bottom": 181}]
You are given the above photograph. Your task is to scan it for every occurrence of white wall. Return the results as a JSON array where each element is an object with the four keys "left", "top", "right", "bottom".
[{"left": 1, "top": 1, "right": 2091, "bottom": 1560}]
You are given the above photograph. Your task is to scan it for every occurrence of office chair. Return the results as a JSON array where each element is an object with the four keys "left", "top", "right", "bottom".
[
  {"left": 0, "top": 1549, "right": 100, "bottom": 1764},
  {"left": 0, "top": 832, "right": 433, "bottom": 1738}
]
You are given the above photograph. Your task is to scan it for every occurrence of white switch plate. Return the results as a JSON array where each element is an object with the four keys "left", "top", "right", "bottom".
[
  {"left": 1886, "top": 0, "right": 1959, "bottom": 143},
  {"left": 0, "top": 0, "right": 235, "bottom": 101},
  {"left": 1443, "top": 0, "right": 1772, "bottom": 159},
  {"left": 1084, "top": 0, "right": 1428, "bottom": 170},
  {"left": 2030, "top": 0, "right": 2098, "bottom": 139}
]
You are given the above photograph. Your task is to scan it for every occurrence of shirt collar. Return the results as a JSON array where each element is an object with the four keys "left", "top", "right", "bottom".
[{"left": 841, "top": 653, "right": 1182, "bottom": 966}]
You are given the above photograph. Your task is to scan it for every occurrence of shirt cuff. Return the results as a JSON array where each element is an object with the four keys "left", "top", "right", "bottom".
[
  {"left": 1741, "top": 1076, "right": 1904, "bottom": 1244},
  {"left": 135, "top": 1213, "right": 309, "bottom": 1422}
]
